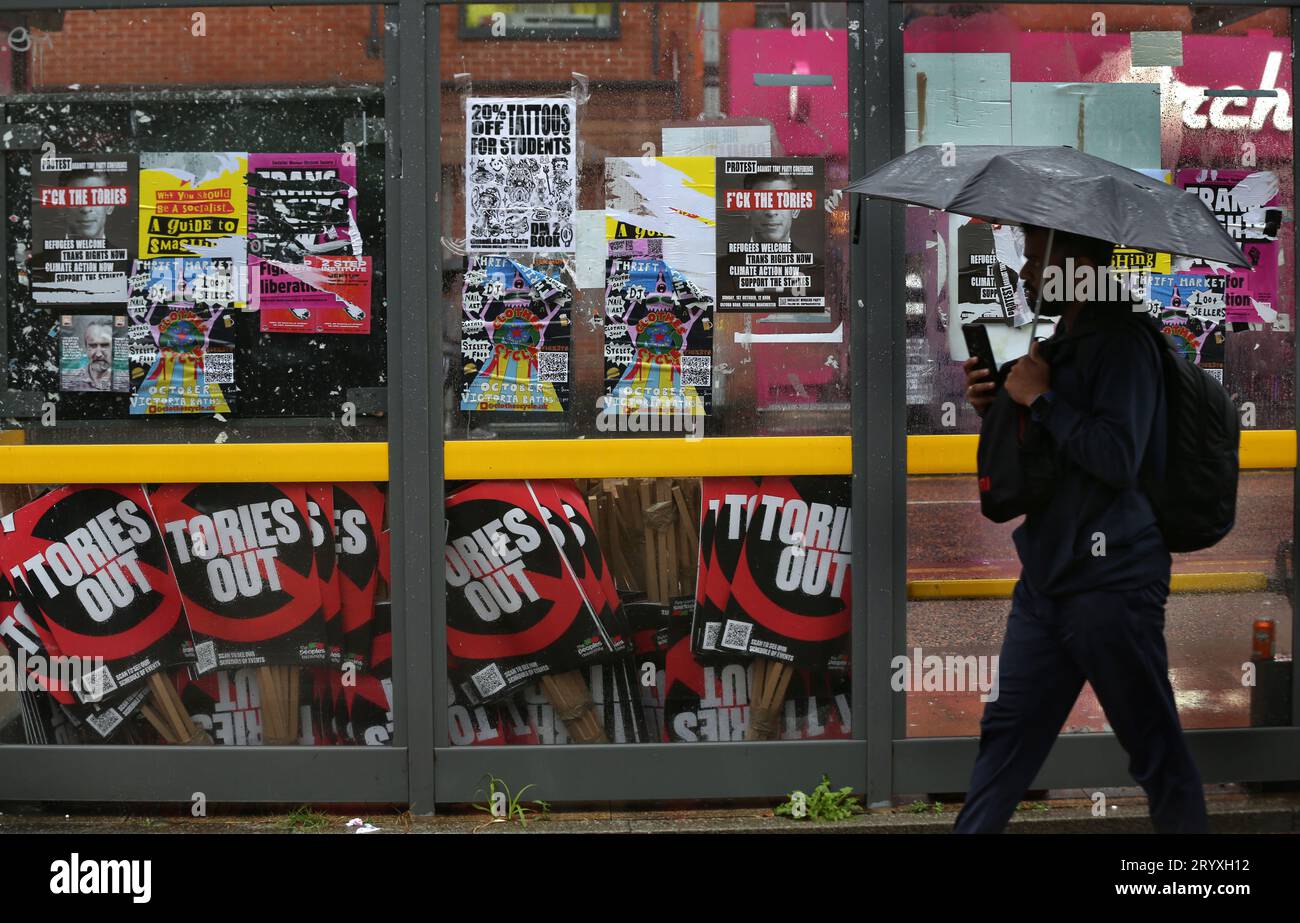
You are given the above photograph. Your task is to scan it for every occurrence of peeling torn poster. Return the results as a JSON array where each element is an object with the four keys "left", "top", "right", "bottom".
[
  {"left": 127, "top": 259, "right": 237, "bottom": 415},
  {"left": 466, "top": 98, "right": 576, "bottom": 252},
  {"left": 138, "top": 153, "right": 249, "bottom": 309},
  {"left": 1175, "top": 168, "right": 1280, "bottom": 323},
  {"left": 459, "top": 255, "right": 572, "bottom": 412},
  {"left": 247, "top": 153, "right": 360, "bottom": 262},
  {"left": 603, "top": 237, "right": 713, "bottom": 417},
  {"left": 255, "top": 255, "right": 373, "bottom": 334}
]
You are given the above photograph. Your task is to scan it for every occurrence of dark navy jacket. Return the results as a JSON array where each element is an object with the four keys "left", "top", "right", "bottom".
[{"left": 1012, "top": 301, "right": 1171, "bottom": 597}]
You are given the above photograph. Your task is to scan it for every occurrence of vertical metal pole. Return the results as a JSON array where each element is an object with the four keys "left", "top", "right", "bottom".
[
  {"left": 1290, "top": 6, "right": 1299, "bottom": 729},
  {"left": 858, "top": 0, "right": 897, "bottom": 807},
  {"left": 389, "top": 0, "right": 437, "bottom": 813},
  {"left": 428, "top": 1, "right": 450, "bottom": 775}
]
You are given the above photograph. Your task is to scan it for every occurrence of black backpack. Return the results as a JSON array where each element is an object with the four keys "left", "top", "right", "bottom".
[
  {"left": 975, "top": 316, "right": 1239, "bottom": 553},
  {"left": 1128, "top": 313, "right": 1240, "bottom": 553}
]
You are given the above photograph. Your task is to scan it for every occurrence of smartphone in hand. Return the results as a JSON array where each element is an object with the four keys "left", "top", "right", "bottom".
[{"left": 962, "top": 322, "right": 999, "bottom": 389}]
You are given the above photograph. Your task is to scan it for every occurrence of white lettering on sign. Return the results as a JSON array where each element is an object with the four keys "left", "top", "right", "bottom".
[{"left": 1177, "top": 52, "right": 1292, "bottom": 132}]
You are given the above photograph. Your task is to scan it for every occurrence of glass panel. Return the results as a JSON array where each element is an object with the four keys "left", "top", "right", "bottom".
[
  {"left": 440, "top": 1, "right": 853, "bottom": 440},
  {"left": 1, "top": 6, "right": 388, "bottom": 444},
  {"left": 0, "top": 480, "right": 392, "bottom": 746},
  {"left": 901, "top": 4, "right": 1294, "bottom": 735},
  {"left": 445, "top": 475, "right": 852, "bottom": 745}
]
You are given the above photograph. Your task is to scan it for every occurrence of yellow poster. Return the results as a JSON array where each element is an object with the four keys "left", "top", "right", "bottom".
[{"left": 138, "top": 152, "right": 248, "bottom": 262}]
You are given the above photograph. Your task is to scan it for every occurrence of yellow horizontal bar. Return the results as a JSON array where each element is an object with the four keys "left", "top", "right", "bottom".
[
  {"left": 908, "top": 571, "right": 1269, "bottom": 600},
  {"left": 446, "top": 435, "right": 852, "bottom": 480},
  {"left": 0, "top": 426, "right": 1289, "bottom": 485},
  {"left": 909, "top": 430, "right": 1294, "bottom": 476},
  {"left": 0, "top": 442, "right": 388, "bottom": 484}
]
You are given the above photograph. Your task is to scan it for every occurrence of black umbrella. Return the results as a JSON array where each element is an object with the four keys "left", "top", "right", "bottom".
[{"left": 847, "top": 145, "right": 1248, "bottom": 268}]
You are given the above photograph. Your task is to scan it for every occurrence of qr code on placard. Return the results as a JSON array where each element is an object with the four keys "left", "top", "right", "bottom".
[
  {"left": 205, "top": 352, "right": 234, "bottom": 384},
  {"left": 1205, "top": 368, "right": 1223, "bottom": 384},
  {"left": 471, "top": 663, "right": 507, "bottom": 699},
  {"left": 84, "top": 708, "right": 124, "bottom": 739},
  {"left": 78, "top": 664, "right": 118, "bottom": 703},
  {"left": 721, "top": 619, "right": 753, "bottom": 652},
  {"left": 195, "top": 640, "right": 218, "bottom": 675},
  {"left": 680, "top": 355, "right": 711, "bottom": 387},
  {"left": 702, "top": 621, "right": 722, "bottom": 651},
  {"left": 538, "top": 350, "right": 568, "bottom": 383}
]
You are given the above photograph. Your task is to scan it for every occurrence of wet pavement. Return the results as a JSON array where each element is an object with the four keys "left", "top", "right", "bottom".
[{"left": 907, "top": 470, "right": 1294, "bottom": 737}]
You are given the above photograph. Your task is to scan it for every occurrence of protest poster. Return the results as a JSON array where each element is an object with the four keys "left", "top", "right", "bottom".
[
  {"left": 30, "top": 152, "right": 137, "bottom": 308},
  {"left": 445, "top": 480, "right": 615, "bottom": 706},
  {"left": 176, "top": 667, "right": 266, "bottom": 746},
  {"left": 254, "top": 255, "right": 373, "bottom": 334},
  {"left": 604, "top": 156, "right": 717, "bottom": 292},
  {"left": 715, "top": 157, "right": 825, "bottom": 313},
  {"left": 0, "top": 485, "right": 192, "bottom": 704},
  {"left": 691, "top": 477, "right": 758, "bottom": 659},
  {"left": 664, "top": 605, "right": 851, "bottom": 743},
  {"left": 58, "top": 314, "right": 128, "bottom": 393},
  {"left": 603, "top": 237, "right": 713, "bottom": 418},
  {"left": 334, "top": 483, "right": 385, "bottom": 669},
  {"left": 459, "top": 255, "right": 572, "bottom": 413},
  {"left": 951, "top": 217, "right": 1029, "bottom": 326},
  {"left": 718, "top": 476, "right": 852, "bottom": 673},
  {"left": 247, "top": 152, "right": 360, "bottom": 262},
  {"left": 1175, "top": 168, "right": 1280, "bottom": 323},
  {"left": 528, "top": 479, "right": 630, "bottom": 655},
  {"left": 126, "top": 258, "right": 237, "bottom": 415},
  {"left": 466, "top": 97, "right": 576, "bottom": 252},
  {"left": 147, "top": 483, "right": 328, "bottom": 671},
  {"left": 304, "top": 485, "right": 343, "bottom": 666},
  {"left": 138, "top": 153, "right": 249, "bottom": 308}
]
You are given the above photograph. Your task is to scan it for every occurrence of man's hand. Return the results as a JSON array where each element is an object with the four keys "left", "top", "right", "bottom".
[
  {"left": 1005, "top": 339, "right": 1051, "bottom": 407},
  {"left": 963, "top": 357, "right": 996, "bottom": 417}
]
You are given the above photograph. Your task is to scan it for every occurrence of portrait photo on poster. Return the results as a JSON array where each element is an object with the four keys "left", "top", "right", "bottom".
[
  {"left": 715, "top": 157, "right": 825, "bottom": 313},
  {"left": 58, "top": 313, "right": 129, "bottom": 393}
]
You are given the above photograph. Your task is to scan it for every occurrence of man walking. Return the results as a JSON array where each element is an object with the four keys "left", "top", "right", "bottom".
[{"left": 955, "top": 225, "right": 1208, "bottom": 834}]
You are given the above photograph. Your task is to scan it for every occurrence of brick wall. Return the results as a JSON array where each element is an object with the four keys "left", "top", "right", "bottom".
[{"left": 30, "top": 7, "right": 385, "bottom": 89}]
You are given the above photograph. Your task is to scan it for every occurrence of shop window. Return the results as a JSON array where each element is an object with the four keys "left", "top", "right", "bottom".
[
  {"left": 0, "top": 6, "right": 388, "bottom": 444},
  {"left": 900, "top": 4, "right": 1294, "bottom": 736},
  {"left": 440, "top": 1, "right": 853, "bottom": 440}
]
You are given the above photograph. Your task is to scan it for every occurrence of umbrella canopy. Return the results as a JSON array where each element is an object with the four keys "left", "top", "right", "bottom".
[{"left": 847, "top": 145, "right": 1248, "bottom": 268}]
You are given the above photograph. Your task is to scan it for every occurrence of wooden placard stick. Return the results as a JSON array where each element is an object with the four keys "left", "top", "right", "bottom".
[
  {"left": 671, "top": 485, "right": 699, "bottom": 560},
  {"left": 287, "top": 667, "right": 301, "bottom": 743},
  {"left": 658, "top": 483, "right": 679, "bottom": 597},
  {"left": 258, "top": 665, "right": 284, "bottom": 743},
  {"left": 541, "top": 670, "right": 608, "bottom": 743},
  {"left": 639, "top": 481, "right": 657, "bottom": 600},
  {"left": 140, "top": 702, "right": 178, "bottom": 744}
]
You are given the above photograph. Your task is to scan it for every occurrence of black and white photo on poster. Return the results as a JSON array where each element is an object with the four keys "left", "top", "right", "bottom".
[
  {"left": 465, "top": 97, "right": 576, "bottom": 252},
  {"left": 30, "top": 152, "right": 138, "bottom": 308},
  {"left": 715, "top": 157, "right": 824, "bottom": 313}
]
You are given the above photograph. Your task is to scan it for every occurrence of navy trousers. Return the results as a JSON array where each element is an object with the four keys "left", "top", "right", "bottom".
[{"left": 953, "top": 577, "right": 1208, "bottom": 834}]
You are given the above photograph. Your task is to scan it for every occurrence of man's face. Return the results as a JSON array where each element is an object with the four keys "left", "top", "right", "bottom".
[
  {"left": 84, "top": 326, "right": 112, "bottom": 378},
  {"left": 747, "top": 179, "right": 798, "bottom": 243},
  {"left": 64, "top": 176, "right": 114, "bottom": 239},
  {"left": 1019, "top": 226, "right": 1093, "bottom": 316}
]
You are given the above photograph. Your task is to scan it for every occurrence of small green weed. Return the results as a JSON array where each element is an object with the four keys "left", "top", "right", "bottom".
[{"left": 775, "top": 775, "right": 864, "bottom": 822}]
